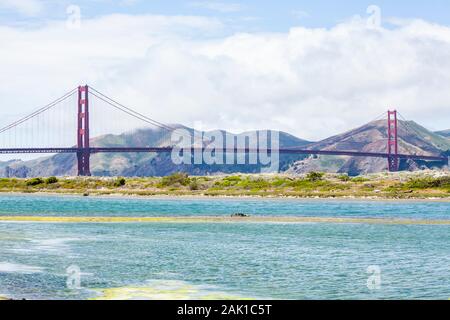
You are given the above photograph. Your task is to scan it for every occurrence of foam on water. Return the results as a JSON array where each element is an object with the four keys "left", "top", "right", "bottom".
[{"left": 0, "top": 262, "right": 43, "bottom": 274}]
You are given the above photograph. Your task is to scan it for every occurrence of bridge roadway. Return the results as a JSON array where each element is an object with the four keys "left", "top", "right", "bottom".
[{"left": 0, "top": 147, "right": 447, "bottom": 163}]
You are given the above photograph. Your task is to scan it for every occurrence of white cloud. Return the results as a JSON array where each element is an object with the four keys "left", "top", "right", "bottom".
[
  {"left": 0, "top": 14, "right": 450, "bottom": 149},
  {"left": 0, "top": 0, "right": 43, "bottom": 16},
  {"left": 189, "top": 1, "right": 243, "bottom": 13}
]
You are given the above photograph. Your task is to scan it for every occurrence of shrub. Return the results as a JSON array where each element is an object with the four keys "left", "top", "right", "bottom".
[
  {"left": 288, "top": 179, "right": 310, "bottom": 188},
  {"left": 352, "top": 177, "right": 370, "bottom": 183},
  {"left": 160, "top": 172, "right": 190, "bottom": 187},
  {"left": 214, "top": 176, "right": 243, "bottom": 188},
  {"left": 113, "top": 177, "right": 126, "bottom": 187},
  {"left": 189, "top": 180, "right": 199, "bottom": 190},
  {"left": 306, "top": 172, "right": 324, "bottom": 182},
  {"left": 271, "top": 178, "right": 289, "bottom": 187},
  {"left": 338, "top": 175, "right": 351, "bottom": 182},
  {"left": 26, "top": 178, "right": 44, "bottom": 186},
  {"left": 223, "top": 176, "right": 242, "bottom": 182},
  {"left": 406, "top": 176, "right": 450, "bottom": 189},
  {"left": 235, "top": 177, "right": 270, "bottom": 190},
  {"left": 45, "top": 176, "right": 58, "bottom": 184}
]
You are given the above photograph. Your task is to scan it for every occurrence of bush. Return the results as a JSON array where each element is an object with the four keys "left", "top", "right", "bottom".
[
  {"left": 352, "top": 177, "right": 370, "bottom": 183},
  {"left": 406, "top": 176, "right": 450, "bottom": 189},
  {"left": 26, "top": 178, "right": 44, "bottom": 186},
  {"left": 113, "top": 177, "right": 126, "bottom": 187},
  {"left": 271, "top": 178, "right": 289, "bottom": 187},
  {"left": 338, "top": 175, "right": 351, "bottom": 182},
  {"left": 160, "top": 172, "right": 190, "bottom": 187},
  {"left": 223, "top": 176, "right": 242, "bottom": 183},
  {"left": 45, "top": 176, "right": 58, "bottom": 184},
  {"left": 306, "top": 172, "right": 324, "bottom": 182},
  {"left": 189, "top": 180, "right": 199, "bottom": 191},
  {"left": 234, "top": 177, "right": 270, "bottom": 190}
]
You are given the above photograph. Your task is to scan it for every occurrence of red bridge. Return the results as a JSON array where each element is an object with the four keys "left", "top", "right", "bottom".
[{"left": 0, "top": 85, "right": 447, "bottom": 176}]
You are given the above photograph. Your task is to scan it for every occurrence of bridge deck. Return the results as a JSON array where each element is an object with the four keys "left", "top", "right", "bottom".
[{"left": 0, "top": 147, "right": 446, "bottom": 162}]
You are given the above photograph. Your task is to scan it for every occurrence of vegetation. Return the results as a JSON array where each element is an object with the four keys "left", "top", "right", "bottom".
[
  {"left": 158, "top": 172, "right": 190, "bottom": 187},
  {"left": 338, "top": 174, "right": 351, "bottom": 182},
  {"left": 45, "top": 177, "right": 58, "bottom": 184},
  {"left": 188, "top": 179, "right": 200, "bottom": 191},
  {"left": 0, "top": 172, "right": 449, "bottom": 199},
  {"left": 26, "top": 178, "right": 44, "bottom": 186},
  {"left": 306, "top": 172, "right": 324, "bottom": 182},
  {"left": 113, "top": 177, "right": 126, "bottom": 187},
  {"left": 405, "top": 176, "right": 450, "bottom": 189}
]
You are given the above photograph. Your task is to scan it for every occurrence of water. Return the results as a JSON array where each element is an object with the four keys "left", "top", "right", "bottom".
[{"left": 0, "top": 195, "right": 449, "bottom": 300}]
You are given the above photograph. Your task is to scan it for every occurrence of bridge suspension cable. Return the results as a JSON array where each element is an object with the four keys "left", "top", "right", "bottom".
[
  {"left": 0, "top": 88, "right": 78, "bottom": 135},
  {"left": 89, "top": 86, "right": 206, "bottom": 145},
  {"left": 89, "top": 87, "right": 179, "bottom": 133},
  {"left": 397, "top": 111, "right": 421, "bottom": 138}
]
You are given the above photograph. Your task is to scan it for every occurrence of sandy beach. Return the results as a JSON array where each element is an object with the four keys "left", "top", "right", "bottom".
[
  {"left": 1, "top": 190, "right": 450, "bottom": 203},
  {"left": 0, "top": 215, "right": 449, "bottom": 225}
]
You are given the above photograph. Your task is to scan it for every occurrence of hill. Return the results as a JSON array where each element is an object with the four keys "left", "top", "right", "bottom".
[
  {"left": 436, "top": 129, "right": 450, "bottom": 138},
  {"left": 1, "top": 119, "right": 448, "bottom": 178},
  {"left": 287, "top": 120, "right": 450, "bottom": 176},
  {"left": 0, "top": 127, "right": 310, "bottom": 177}
]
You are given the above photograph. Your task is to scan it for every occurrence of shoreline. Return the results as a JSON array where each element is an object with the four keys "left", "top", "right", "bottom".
[
  {"left": 0, "top": 172, "right": 448, "bottom": 202},
  {"left": 1, "top": 216, "right": 449, "bottom": 225},
  {"left": 1, "top": 190, "right": 450, "bottom": 202}
]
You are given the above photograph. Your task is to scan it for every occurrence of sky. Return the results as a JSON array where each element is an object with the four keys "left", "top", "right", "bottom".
[
  {"left": 2, "top": 1, "right": 450, "bottom": 31},
  {"left": 0, "top": 0, "right": 450, "bottom": 147}
]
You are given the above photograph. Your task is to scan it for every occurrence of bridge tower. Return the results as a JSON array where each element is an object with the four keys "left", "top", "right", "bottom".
[
  {"left": 387, "top": 110, "right": 399, "bottom": 172},
  {"left": 77, "top": 85, "right": 91, "bottom": 176}
]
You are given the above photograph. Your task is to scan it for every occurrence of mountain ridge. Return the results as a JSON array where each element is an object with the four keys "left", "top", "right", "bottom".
[
  {"left": 0, "top": 120, "right": 448, "bottom": 177},
  {"left": 436, "top": 129, "right": 450, "bottom": 138},
  {"left": 0, "top": 127, "right": 311, "bottom": 177},
  {"left": 287, "top": 119, "right": 449, "bottom": 175}
]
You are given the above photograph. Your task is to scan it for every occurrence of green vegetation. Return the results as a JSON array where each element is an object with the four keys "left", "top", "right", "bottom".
[
  {"left": 306, "top": 172, "right": 324, "bottom": 182},
  {"left": 405, "top": 176, "right": 450, "bottom": 189},
  {"left": 352, "top": 177, "right": 370, "bottom": 183},
  {"left": 188, "top": 179, "right": 200, "bottom": 191},
  {"left": 158, "top": 172, "right": 190, "bottom": 187},
  {"left": 113, "top": 177, "right": 126, "bottom": 187},
  {"left": 338, "top": 174, "right": 351, "bottom": 182},
  {"left": 26, "top": 178, "right": 44, "bottom": 186},
  {"left": 0, "top": 172, "right": 448, "bottom": 199},
  {"left": 45, "top": 177, "right": 58, "bottom": 184}
]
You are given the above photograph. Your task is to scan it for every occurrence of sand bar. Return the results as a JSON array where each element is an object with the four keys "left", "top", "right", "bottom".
[{"left": 0, "top": 216, "right": 449, "bottom": 225}]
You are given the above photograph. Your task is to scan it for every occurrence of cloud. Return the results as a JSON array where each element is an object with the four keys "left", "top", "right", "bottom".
[
  {"left": 0, "top": 0, "right": 43, "bottom": 16},
  {"left": 189, "top": 1, "right": 243, "bottom": 13},
  {"left": 0, "top": 14, "right": 450, "bottom": 149}
]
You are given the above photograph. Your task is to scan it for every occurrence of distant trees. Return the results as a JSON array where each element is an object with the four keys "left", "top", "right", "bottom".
[
  {"left": 159, "top": 172, "right": 190, "bottom": 187},
  {"left": 26, "top": 177, "right": 44, "bottom": 186},
  {"left": 114, "top": 177, "right": 126, "bottom": 187},
  {"left": 26, "top": 177, "right": 58, "bottom": 186},
  {"left": 306, "top": 172, "right": 324, "bottom": 182},
  {"left": 46, "top": 177, "right": 58, "bottom": 184}
]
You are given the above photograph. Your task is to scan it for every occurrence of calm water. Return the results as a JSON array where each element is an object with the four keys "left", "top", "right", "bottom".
[{"left": 0, "top": 195, "right": 449, "bottom": 300}]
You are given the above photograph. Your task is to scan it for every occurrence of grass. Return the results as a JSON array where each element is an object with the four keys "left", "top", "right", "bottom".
[{"left": 0, "top": 172, "right": 448, "bottom": 199}]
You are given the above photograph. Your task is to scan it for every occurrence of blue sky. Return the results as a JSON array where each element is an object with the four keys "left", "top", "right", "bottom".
[{"left": 1, "top": 0, "right": 450, "bottom": 31}]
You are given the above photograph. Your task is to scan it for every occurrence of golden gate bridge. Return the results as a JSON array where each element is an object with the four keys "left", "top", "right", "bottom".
[{"left": 0, "top": 85, "right": 447, "bottom": 176}]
